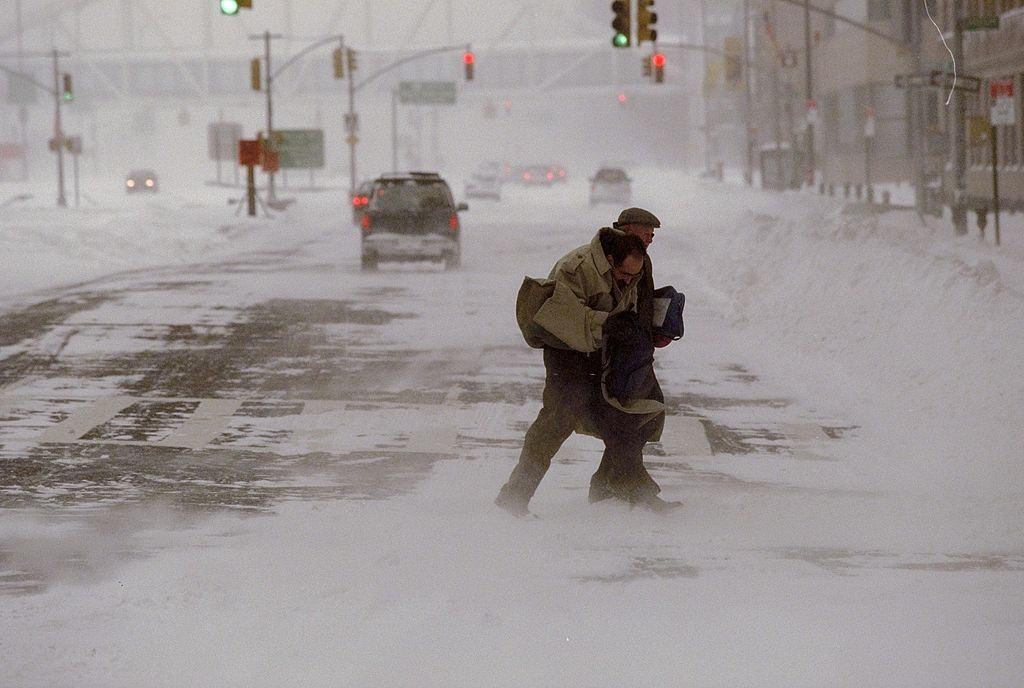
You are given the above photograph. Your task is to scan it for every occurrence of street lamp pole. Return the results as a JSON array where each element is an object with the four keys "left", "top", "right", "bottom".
[
  {"left": 951, "top": 0, "right": 968, "bottom": 235},
  {"left": 743, "top": 0, "right": 754, "bottom": 185},
  {"left": 803, "top": 0, "right": 815, "bottom": 187},
  {"left": 52, "top": 49, "right": 67, "bottom": 208}
]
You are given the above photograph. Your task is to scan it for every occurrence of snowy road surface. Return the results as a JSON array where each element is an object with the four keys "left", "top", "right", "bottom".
[{"left": 1, "top": 171, "right": 1022, "bottom": 686}]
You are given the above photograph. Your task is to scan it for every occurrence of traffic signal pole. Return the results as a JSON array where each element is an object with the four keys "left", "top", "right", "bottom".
[
  {"left": 803, "top": 0, "right": 814, "bottom": 188},
  {"left": 52, "top": 49, "right": 67, "bottom": 208},
  {"left": 264, "top": 31, "right": 276, "bottom": 204},
  {"left": 743, "top": 0, "right": 753, "bottom": 185},
  {"left": 951, "top": 0, "right": 968, "bottom": 235},
  {"left": 347, "top": 48, "right": 356, "bottom": 197}
]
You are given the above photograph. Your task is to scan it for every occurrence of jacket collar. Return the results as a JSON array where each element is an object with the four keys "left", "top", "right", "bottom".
[{"left": 591, "top": 227, "right": 626, "bottom": 275}]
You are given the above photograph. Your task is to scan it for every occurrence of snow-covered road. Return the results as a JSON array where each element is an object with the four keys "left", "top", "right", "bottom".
[{"left": 1, "top": 171, "right": 1022, "bottom": 686}]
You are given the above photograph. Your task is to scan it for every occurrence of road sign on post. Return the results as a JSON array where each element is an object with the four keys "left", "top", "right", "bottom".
[
  {"left": 930, "top": 71, "right": 981, "bottom": 94},
  {"left": 990, "top": 79, "right": 1015, "bottom": 126},
  {"left": 270, "top": 129, "right": 324, "bottom": 169},
  {"left": 398, "top": 81, "right": 457, "bottom": 105}
]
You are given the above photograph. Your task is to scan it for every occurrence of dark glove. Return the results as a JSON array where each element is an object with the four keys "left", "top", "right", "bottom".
[{"left": 603, "top": 311, "right": 639, "bottom": 346}]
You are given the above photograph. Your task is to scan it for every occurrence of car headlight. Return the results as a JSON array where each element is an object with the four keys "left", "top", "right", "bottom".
[
  {"left": 126, "top": 180, "right": 135, "bottom": 187},
  {"left": 145, "top": 179, "right": 155, "bottom": 187}
]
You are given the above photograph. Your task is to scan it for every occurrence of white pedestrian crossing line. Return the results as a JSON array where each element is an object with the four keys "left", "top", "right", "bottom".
[
  {"left": 37, "top": 396, "right": 136, "bottom": 444},
  {"left": 156, "top": 398, "right": 242, "bottom": 450}
]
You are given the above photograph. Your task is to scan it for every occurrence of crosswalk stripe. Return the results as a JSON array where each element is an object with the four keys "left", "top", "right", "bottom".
[
  {"left": 156, "top": 398, "right": 242, "bottom": 450},
  {"left": 659, "top": 414, "right": 712, "bottom": 457},
  {"left": 37, "top": 396, "right": 137, "bottom": 443}
]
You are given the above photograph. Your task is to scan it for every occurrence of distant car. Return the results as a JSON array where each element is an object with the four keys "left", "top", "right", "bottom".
[
  {"left": 360, "top": 171, "right": 467, "bottom": 271},
  {"left": 589, "top": 167, "right": 631, "bottom": 205},
  {"left": 351, "top": 180, "right": 373, "bottom": 225},
  {"left": 125, "top": 169, "right": 158, "bottom": 193},
  {"left": 519, "top": 165, "right": 554, "bottom": 186},
  {"left": 547, "top": 164, "right": 568, "bottom": 183},
  {"left": 465, "top": 172, "right": 501, "bottom": 200}
]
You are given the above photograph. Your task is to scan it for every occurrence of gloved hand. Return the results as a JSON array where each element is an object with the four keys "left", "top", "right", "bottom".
[
  {"left": 652, "top": 334, "right": 674, "bottom": 348},
  {"left": 603, "top": 311, "right": 639, "bottom": 345}
]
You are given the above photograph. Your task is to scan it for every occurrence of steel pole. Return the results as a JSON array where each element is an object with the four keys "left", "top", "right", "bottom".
[
  {"left": 911, "top": 0, "right": 924, "bottom": 219},
  {"left": 16, "top": 0, "right": 28, "bottom": 181},
  {"left": 743, "top": 0, "right": 754, "bottom": 185},
  {"left": 951, "top": 0, "right": 967, "bottom": 235},
  {"left": 265, "top": 30, "right": 276, "bottom": 203},
  {"left": 52, "top": 50, "right": 67, "bottom": 208},
  {"left": 699, "top": 0, "right": 712, "bottom": 174},
  {"left": 391, "top": 88, "right": 398, "bottom": 172},
  {"left": 992, "top": 125, "right": 1000, "bottom": 246},
  {"left": 803, "top": 0, "right": 814, "bottom": 187},
  {"left": 347, "top": 48, "right": 356, "bottom": 196}
]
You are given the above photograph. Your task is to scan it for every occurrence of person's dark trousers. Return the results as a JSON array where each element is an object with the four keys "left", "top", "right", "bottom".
[
  {"left": 588, "top": 402, "right": 661, "bottom": 503},
  {"left": 496, "top": 347, "right": 602, "bottom": 509}
]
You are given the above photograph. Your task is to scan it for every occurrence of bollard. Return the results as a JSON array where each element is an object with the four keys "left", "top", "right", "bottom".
[
  {"left": 976, "top": 209, "right": 988, "bottom": 238},
  {"left": 866, "top": 186, "right": 874, "bottom": 203},
  {"left": 882, "top": 190, "right": 891, "bottom": 207},
  {"left": 855, "top": 184, "right": 863, "bottom": 200},
  {"left": 843, "top": 183, "right": 850, "bottom": 198}
]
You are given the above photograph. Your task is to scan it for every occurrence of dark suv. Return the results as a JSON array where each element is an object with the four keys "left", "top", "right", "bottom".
[{"left": 359, "top": 172, "right": 466, "bottom": 270}]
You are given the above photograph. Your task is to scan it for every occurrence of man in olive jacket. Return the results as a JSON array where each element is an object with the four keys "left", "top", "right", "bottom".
[{"left": 496, "top": 229, "right": 673, "bottom": 516}]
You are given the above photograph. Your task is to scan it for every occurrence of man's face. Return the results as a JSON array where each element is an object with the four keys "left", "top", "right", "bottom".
[
  {"left": 622, "top": 223, "right": 655, "bottom": 248},
  {"left": 608, "top": 253, "right": 644, "bottom": 288}
]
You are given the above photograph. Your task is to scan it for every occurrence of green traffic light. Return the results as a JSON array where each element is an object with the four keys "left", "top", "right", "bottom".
[
  {"left": 62, "top": 91, "right": 73, "bottom": 102},
  {"left": 220, "top": 0, "right": 240, "bottom": 15},
  {"left": 613, "top": 32, "right": 629, "bottom": 48}
]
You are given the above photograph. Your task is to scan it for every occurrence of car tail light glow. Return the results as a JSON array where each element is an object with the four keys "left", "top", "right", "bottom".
[
  {"left": 545, "top": 171, "right": 553, "bottom": 180},
  {"left": 449, "top": 214, "right": 459, "bottom": 231},
  {"left": 523, "top": 172, "right": 531, "bottom": 181},
  {"left": 361, "top": 214, "right": 371, "bottom": 231},
  {"left": 558, "top": 169, "right": 566, "bottom": 177}
]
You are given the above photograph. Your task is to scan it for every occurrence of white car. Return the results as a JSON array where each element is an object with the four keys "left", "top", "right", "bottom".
[
  {"left": 465, "top": 173, "right": 501, "bottom": 200},
  {"left": 589, "top": 167, "right": 631, "bottom": 205}
]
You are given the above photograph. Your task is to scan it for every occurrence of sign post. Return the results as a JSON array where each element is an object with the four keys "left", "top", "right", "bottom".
[
  {"left": 864, "top": 105, "right": 875, "bottom": 202},
  {"left": 989, "top": 79, "right": 1015, "bottom": 246},
  {"left": 238, "top": 139, "right": 261, "bottom": 217}
]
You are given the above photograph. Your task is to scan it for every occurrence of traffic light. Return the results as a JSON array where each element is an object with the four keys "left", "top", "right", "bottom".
[
  {"left": 463, "top": 51, "right": 475, "bottom": 81},
  {"left": 250, "top": 58, "right": 261, "bottom": 91},
  {"left": 611, "top": 0, "right": 630, "bottom": 48},
  {"left": 219, "top": 0, "right": 250, "bottom": 14},
  {"left": 652, "top": 53, "right": 665, "bottom": 83},
  {"left": 61, "top": 73, "right": 73, "bottom": 102},
  {"left": 637, "top": 0, "right": 657, "bottom": 44},
  {"left": 346, "top": 48, "right": 357, "bottom": 73},
  {"left": 332, "top": 47, "right": 344, "bottom": 79}
]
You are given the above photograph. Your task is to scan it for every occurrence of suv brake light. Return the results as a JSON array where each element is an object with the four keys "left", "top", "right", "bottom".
[
  {"left": 361, "top": 214, "right": 372, "bottom": 232},
  {"left": 449, "top": 214, "right": 459, "bottom": 231}
]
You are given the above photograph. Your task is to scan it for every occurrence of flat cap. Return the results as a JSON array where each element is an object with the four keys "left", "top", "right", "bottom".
[{"left": 612, "top": 207, "right": 661, "bottom": 228}]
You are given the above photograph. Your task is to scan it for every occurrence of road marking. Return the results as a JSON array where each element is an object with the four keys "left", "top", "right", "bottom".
[
  {"left": 156, "top": 398, "right": 242, "bottom": 450},
  {"left": 659, "top": 414, "right": 712, "bottom": 457},
  {"left": 37, "top": 396, "right": 137, "bottom": 443}
]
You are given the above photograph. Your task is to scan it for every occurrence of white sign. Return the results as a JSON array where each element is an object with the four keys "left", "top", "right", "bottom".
[
  {"left": 805, "top": 99, "right": 818, "bottom": 125},
  {"left": 990, "top": 97, "right": 1015, "bottom": 126}
]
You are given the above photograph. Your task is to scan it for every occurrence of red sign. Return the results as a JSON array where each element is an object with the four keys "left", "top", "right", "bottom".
[
  {"left": 238, "top": 139, "right": 260, "bottom": 166},
  {"left": 990, "top": 79, "right": 1014, "bottom": 99}
]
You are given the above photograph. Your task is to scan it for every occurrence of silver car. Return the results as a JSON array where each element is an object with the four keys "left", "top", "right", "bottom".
[{"left": 589, "top": 167, "right": 631, "bottom": 206}]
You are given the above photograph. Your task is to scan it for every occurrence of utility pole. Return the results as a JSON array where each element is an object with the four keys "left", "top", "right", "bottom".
[
  {"left": 16, "top": 0, "right": 28, "bottom": 181},
  {"left": 803, "top": 0, "right": 814, "bottom": 187},
  {"left": 950, "top": 0, "right": 968, "bottom": 235},
  {"left": 52, "top": 49, "right": 67, "bottom": 208},
  {"left": 699, "top": 0, "right": 712, "bottom": 174},
  {"left": 911, "top": 0, "right": 924, "bottom": 219},
  {"left": 391, "top": 88, "right": 399, "bottom": 172},
  {"left": 743, "top": 0, "right": 754, "bottom": 185},
  {"left": 347, "top": 47, "right": 357, "bottom": 196}
]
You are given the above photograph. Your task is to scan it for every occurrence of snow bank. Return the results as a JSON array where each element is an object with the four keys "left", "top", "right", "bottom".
[{"left": 647, "top": 173, "right": 1024, "bottom": 500}]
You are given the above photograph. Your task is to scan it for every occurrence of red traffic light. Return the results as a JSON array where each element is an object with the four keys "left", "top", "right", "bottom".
[
  {"left": 463, "top": 51, "right": 475, "bottom": 65},
  {"left": 652, "top": 53, "right": 665, "bottom": 68},
  {"left": 617, "top": 92, "right": 627, "bottom": 103}
]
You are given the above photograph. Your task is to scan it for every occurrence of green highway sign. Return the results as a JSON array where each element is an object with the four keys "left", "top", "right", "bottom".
[
  {"left": 270, "top": 129, "right": 324, "bottom": 169},
  {"left": 398, "top": 81, "right": 457, "bottom": 105},
  {"left": 961, "top": 16, "right": 999, "bottom": 31}
]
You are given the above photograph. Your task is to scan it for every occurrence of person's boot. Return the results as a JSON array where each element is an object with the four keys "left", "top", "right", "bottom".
[
  {"left": 494, "top": 484, "right": 531, "bottom": 517},
  {"left": 631, "top": 493, "right": 683, "bottom": 513}
]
